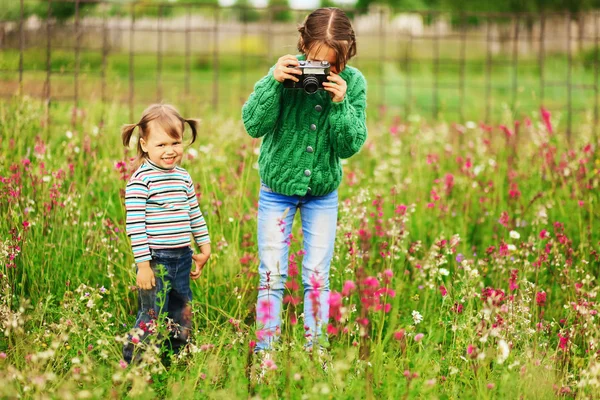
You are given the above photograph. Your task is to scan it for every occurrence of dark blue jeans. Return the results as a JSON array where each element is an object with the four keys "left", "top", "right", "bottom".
[{"left": 123, "top": 246, "right": 193, "bottom": 363}]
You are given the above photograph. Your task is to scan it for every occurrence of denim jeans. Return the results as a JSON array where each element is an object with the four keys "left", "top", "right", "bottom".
[
  {"left": 123, "top": 246, "right": 193, "bottom": 363},
  {"left": 255, "top": 183, "right": 338, "bottom": 351}
]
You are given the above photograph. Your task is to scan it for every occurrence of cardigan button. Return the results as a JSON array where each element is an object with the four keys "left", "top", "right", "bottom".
[
  {"left": 310, "top": 124, "right": 316, "bottom": 131},
  {"left": 306, "top": 146, "right": 314, "bottom": 153},
  {"left": 315, "top": 105, "right": 322, "bottom": 112},
  {"left": 304, "top": 169, "right": 311, "bottom": 177}
]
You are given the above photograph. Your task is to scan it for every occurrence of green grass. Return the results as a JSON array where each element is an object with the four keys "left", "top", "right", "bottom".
[
  {"left": 1, "top": 47, "right": 598, "bottom": 123},
  {"left": 0, "top": 96, "right": 599, "bottom": 398}
]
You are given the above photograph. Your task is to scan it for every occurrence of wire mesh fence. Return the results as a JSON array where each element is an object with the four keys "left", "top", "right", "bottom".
[{"left": 1, "top": 0, "right": 599, "bottom": 137}]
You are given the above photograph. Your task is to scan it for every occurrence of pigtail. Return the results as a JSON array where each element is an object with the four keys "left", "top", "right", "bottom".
[
  {"left": 184, "top": 118, "right": 200, "bottom": 145},
  {"left": 121, "top": 123, "right": 138, "bottom": 147}
]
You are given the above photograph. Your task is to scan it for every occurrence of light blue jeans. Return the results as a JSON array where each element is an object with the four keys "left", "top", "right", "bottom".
[{"left": 255, "top": 182, "right": 338, "bottom": 352}]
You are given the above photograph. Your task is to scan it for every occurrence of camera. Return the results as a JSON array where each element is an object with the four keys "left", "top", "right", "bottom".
[{"left": 283, "top": 60, "right": 331, "bottom": 94}]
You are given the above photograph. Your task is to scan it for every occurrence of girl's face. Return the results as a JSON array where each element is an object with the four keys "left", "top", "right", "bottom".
[
  {"left": 140, "top": 121, "right": 183, "bottom": 169},
  {"left": 305, "top": 44, "right": 342, "bottom": 73}
]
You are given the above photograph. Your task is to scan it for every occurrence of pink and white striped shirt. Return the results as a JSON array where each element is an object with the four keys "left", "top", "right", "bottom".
[{"left": 125, "top": 159, "right": 210, "bottom": 263}]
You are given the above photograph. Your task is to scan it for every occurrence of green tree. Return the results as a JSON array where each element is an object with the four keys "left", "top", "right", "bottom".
[
  {"left": 33, "top": 0, "right": 98, "bottom": 21},
  {"left": 269, "top": 0, "right": 292, "bottom": 22},
  {"left": 235, "top": 0, "right": 262, "bottom": 22},
  {"left": 319, "top": 0, "right": 339, "bottom": 7}
]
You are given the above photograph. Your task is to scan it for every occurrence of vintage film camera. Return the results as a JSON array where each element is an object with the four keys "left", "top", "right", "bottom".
[{"left": 283, "top": 60, "right": 331, "bottom": 94}]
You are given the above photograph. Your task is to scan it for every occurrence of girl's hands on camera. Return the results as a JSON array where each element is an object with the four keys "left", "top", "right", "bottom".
[
  {"left": 273, "top": 54, "right": 302, "bottom": 83},
  {"left": 323, "top": 73, "right": 347, "bottom": 103}
]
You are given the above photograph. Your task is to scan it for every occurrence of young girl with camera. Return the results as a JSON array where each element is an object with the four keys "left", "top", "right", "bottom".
[{"left": 242, "top": 7, "right": 367, "bottom": 354}]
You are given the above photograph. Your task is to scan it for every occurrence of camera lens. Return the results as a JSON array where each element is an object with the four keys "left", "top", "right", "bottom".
[{"left": 303, "top": 76, "right": 319, "bottom": 94}]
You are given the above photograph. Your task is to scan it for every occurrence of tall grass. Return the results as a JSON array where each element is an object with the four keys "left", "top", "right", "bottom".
[{"left": 0, "top": 97, "right": 599, "bottom": 398}]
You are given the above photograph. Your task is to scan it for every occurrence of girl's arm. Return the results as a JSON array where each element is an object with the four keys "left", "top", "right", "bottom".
[
  {"left": 242, "top": 66, "right": 283, "bottom": 139},
  {"left": 328, "top": 72, "right": 368, "bottom": 159},
  {"left": 125, "top": 178, "right": 151, "bottom": 263},
  {"left": 187, "top": 179, "right": 210, "bottom": 248}
]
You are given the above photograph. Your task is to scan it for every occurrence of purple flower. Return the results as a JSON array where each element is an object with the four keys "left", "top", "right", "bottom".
[{"left": 456, "top": 253, "right": 464, "bottom": 263}]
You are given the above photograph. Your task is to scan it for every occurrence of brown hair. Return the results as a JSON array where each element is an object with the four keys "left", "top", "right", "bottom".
[
  {"left": 297, "top": 7, "right": 357, "bottom": 72},
  {"left": 121, "top": 104, "right": 199, "bottom": 169}
]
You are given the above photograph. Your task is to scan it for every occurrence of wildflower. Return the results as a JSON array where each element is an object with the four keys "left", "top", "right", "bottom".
[
  {"left": 262, "top": 358, "right": 278, "bottom": 370},
  {"left": 327, "top": 324, "right": 338, "bottom": 335},
  {"left": 497, "top": 340, "right": 510, "bottom": 364},
  {"left": 257, "top": 299, "right": 273, "bottom": 324},
  {"left": 394, "top": 329, "right": 405, "bottom": 341},
  {"left": 487, "top": 383, "right": 495, "bottom": 389},
  {"left": 455, "top": 254, "right": 464, "bottom": 263},
  {"left": 540, "top": 107, "right": 553, "bottom": 134},
  {"left": 342, "top": 280, "right": 356, "bottom": 297},
  {"left": 558, "top": 333, "right": 568, "bottom": 350},
  {"left": 412, "top": 310, "right": 423, "bottom": 325},
  {"left": 119, "top": 360, "right": 127, "bottom": 369},
  {"left": 414, "top": 333, "right": 424, "bottom": 342},
  {"left": 536, "top": 291, "right": 547, "bottom": 307},
  {"left": 499, "top": 211, "right": 510, "bottom": 228},
  {"left": 0, "top": 353, "right": 6, "bottom": 359},
  {"left": 539, "top": 229, "right": 549, "bottom": 239},
  {"left": 509, "top": 230, "right": 520, "bottom": 239},
  {"left": 509, "top": 269, "right": 518, "bottom": 291},
  {"left": 467, "top": 344, "right": 476, "bottom": 357},
  {"left": 439, "top": 285, "right": 448, "bottom": 297}
]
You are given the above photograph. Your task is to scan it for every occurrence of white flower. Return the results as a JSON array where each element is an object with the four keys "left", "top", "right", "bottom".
[
  {"left": 509, "top": 230, "right": 520, "bottom": 239},
  {"left": 507, "top": 244, "right": 517, "bottom": 251},
  {"left": 497, "top": 339, "right": 510, "bottom": 364},
  {"left": 412, "top": 310, "right": 423, "bottom": 325},
  {"left": 65, "top": 131, "right": 73, "bottom": 139},
  {"left": 187, "top": 148, "right": 198, "bottom": 158},
  {"left": 466, "top": 121, "right": 477, "bottom": 129}
]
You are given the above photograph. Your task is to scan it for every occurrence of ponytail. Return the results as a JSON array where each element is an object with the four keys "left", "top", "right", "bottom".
[
  {"left": 121, "top": 123, "right": 138, "bottom": 147},
  {"left": 184, "top": 118, "right": 200, "bottom": 145}
]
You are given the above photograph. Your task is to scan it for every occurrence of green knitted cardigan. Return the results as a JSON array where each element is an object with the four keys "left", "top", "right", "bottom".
[{"left": 242, "top": 61, "right": 367, "bottom": 197}]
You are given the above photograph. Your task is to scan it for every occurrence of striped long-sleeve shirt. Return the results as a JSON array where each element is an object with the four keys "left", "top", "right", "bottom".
[{"left": 125, "top": 159, "right": 210, "bottom": 263}]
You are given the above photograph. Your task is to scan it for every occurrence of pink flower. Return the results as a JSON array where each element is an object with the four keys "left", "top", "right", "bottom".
[
  {"left": 539, "top": 229, "right": 549, "bottom": 239},
  {"left": 499, "top": 124, "right": 514, "bottom": 138},
  {"left": 249, "top": 341, "right": 257, "bottom": 351},
  {"left": 262, "top": 358, "right": 278, "bottom": 370},
  {"left": 467, "top": 344, "right": 475, "bottom": 355},
  {"left": 393, "top": 329, "right": 405, "bottom": 341},
  {"left": 414, "top": 333, "right": 424, "bottom": 342},
  {"left": 536, "top": 291, "right": 547, "bottom": 307},
  {"left": 0, "top": 352, "right": 6, "bottom": 359},
  {"left": 509, "top": 269, "right": 519, "bottom": 292},
  {"left": 487, "top": 383, "right": 495, "bottom": 389},
  {"left": 131, "top": 337, "right": 140, "bottom": 344},
  {"left": 541, "top": 107, "right": 553, "bottom": 134},
  {"left": 558, "top": 333, "right": 568, "bottom": 350},
  {"left": 439, "top": 285, "right": 448, "bottom": 297},
  {"left": 119, "top": 360, "right": 128, "bottom": 369},
  {"left": 257, "top": 299, "right": 273, "bottom": 324},
  {"left": 342, "top": 280, "right": 356, "bottom": 296},
  {"left": 327, "top": 324, "right": 338, "bottom": 335},
  {"left": 499, "top": 211, "right": 510, "bottom": 228}
]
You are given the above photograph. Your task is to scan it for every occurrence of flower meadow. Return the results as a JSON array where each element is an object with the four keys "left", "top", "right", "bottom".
[{"left": 1, "top": 98, "right": 600, "bottom": 399}]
